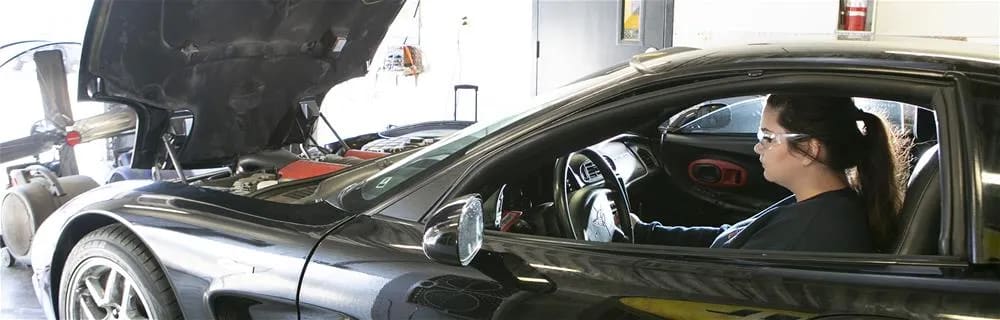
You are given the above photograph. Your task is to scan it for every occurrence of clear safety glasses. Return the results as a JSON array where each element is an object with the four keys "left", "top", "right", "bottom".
[{"left": 756, "top": 130, "right": 809, "bottom": 150}]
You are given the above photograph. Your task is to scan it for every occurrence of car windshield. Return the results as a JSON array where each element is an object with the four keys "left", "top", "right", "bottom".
[{"left": 337, "top": 64, "right": 635, "bottom": 211}]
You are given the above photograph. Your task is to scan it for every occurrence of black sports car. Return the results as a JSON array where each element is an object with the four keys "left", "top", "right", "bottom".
[{"left": 29, "top": 0, "right": 1000, "bottom": 319}]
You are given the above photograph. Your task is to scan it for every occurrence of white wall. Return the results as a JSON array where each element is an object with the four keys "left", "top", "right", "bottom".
[
  {"left": 672, "top": 0, "right": 1000, "bottom": 47},
  {"left": 0, "top": 1, "right": 93, "bottom": 45},
  {"left": 672, "top": 0, "right": 840, "bottom": 48},
  {"left": 874, "top": 0, "right": 1000, "bottom": 45},
  {"left": 318, "top": 0, "right": 998, "bottom": 144},
  {"left": 1, "top": 0, "right": 114, "bottom": 183},
  {"left": 318, "top": 0, "right": 535, "bottom": 141}
]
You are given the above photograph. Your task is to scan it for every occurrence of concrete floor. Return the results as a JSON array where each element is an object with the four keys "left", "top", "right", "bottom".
[{"left": 1, "top": 262, "right": 45, "bottom": 320}]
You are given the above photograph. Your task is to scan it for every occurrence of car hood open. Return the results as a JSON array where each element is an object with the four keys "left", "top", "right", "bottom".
[{"left": 78, "top": 0, "right": 404, "bottom": 168}]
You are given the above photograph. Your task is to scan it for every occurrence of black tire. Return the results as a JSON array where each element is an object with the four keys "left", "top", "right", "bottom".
[
  {"left": 1, "top": 246, "right": 13, "bottom": 268},
  {"left": 59, "top": 224, "right": 182, "bottom": 319}
]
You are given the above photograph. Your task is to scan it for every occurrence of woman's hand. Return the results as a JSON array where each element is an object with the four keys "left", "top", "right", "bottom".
[
  {"left": 613, "top": 212, "right": 644, "bottom": 243},
  {"left": 628, "top": 212, "right": 643, "bottom": 227}
]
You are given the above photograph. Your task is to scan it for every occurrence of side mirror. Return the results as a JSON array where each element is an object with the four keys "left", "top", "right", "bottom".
[
  {"left": 423, "top": 194, "right": 484, "bottom": 266},
  {"left": 698, "top": 106, "right": 732, "bottom": 130},
  {"left": 664, "top": 103, "right": 728, "bottom": 132}
]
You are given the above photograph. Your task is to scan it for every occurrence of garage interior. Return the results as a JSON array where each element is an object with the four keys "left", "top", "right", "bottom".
[{"left": 1, "top": 0, "right": 999, "bottom": 319}]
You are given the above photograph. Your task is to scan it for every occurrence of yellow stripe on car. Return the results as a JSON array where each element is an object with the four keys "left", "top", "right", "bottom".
[{"left": 619, "top": 297, "right": 815, "bottom": 320}]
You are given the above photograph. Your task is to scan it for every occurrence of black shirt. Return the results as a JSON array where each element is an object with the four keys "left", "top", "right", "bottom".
[{"left": 632, "top": 188, "right": 874, "bottom": 253}]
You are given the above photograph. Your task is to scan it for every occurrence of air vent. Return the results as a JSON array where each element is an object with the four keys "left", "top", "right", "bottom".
[
  {"left": 581, "top": 161, "right": 601, "bottom": 182},
  {"left": 637, "top": 149, "right": 657, "bottom": 167},
  {"left": 283, "top": 185, "right": 318, "bottom": 200}
]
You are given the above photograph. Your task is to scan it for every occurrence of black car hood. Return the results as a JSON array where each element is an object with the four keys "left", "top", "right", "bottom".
[{"left": 78, "top": 0, "right": 404, "bottom": 168}]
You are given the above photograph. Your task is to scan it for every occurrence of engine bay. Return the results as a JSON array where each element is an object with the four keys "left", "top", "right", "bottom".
[{"left": 185, "top": 127, "right": 458, "bottom": 199}]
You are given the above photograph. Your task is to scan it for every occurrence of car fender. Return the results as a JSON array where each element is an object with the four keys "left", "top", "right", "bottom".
[
  {"left": 31, "top": 180, "right": 355, "bottom": 320},
  {"left": 30, "top": 180, "right": 156, "bottom": 319}
]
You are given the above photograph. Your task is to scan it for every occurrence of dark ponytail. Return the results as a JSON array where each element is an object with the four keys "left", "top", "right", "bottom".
[
  {"left": 850, "top": 111, "right": 907, "bottom": 252},
  {"left": 766, "top": 94, "right": 910, "bottom": 252}
]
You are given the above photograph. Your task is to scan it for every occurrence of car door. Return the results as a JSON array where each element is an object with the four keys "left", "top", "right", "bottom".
[
  {"left": 298, "top": 211, "right": 838, "bottom": 320},
  {"left": 302, "top": 215, "right": 997, "bottom": 320},
  {"left": 481, "top": 234, "right": 1000, "bottom": 320}
]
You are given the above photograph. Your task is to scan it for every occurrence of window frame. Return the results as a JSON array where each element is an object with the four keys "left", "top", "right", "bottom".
[{"left": 431, "top": 69, "right": 971, "bottom": 268}]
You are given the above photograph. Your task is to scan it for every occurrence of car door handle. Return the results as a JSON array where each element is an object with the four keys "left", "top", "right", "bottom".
[{"left": 688, "top": 159, "right": 747, "bottom": 187}]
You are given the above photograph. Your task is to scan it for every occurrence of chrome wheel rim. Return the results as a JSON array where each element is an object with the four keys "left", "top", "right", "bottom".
[{"left": 67, "top": 257, "right": 153, "bottom": 320}]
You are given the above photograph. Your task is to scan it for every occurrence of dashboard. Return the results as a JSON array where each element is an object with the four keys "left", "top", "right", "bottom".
[
  {"left": 565, "top": 135, "right": 660, "bottom": 190},
  {"left": 486, "top": 134, "right": 661, "bottom": 233}
]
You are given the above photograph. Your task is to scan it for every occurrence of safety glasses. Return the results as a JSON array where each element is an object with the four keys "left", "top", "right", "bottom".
[{"left": 756, "top": 130, "right": 809, "bottom": 150}]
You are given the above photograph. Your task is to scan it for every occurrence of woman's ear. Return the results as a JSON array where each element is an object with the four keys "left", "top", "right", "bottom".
[{"left": 800, "top": 139, "right": 823, "bottom": 166}]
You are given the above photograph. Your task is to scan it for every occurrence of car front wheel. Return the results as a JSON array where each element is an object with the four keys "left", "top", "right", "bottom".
[{"left": 59, "top": 224, "right": 182, "bottom": 320}]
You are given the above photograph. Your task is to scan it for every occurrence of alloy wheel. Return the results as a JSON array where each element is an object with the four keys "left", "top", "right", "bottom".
[{"left": 67, "top": 256, "right": 153, "bottom": 320}]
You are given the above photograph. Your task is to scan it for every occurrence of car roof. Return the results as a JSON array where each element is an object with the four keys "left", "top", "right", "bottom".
[{"left": 634, "top": 39, "right": 1000, "bottom": 79}]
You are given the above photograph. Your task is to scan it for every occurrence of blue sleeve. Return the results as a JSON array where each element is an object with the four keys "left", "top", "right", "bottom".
[{"left": 632, "top": 221, "right": 726, "bottom": 247}]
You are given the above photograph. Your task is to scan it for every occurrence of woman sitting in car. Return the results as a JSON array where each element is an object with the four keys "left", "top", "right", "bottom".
[{"left": 630, "top": 94, "right": 910, "bottom": 253}]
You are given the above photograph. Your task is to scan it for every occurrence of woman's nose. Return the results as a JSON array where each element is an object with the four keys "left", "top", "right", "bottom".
[{"left": 753, "top": 142, "right": 763, "bottom": 155}]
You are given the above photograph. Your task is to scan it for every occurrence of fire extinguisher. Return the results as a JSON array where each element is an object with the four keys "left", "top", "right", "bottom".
[{"left": 845, "top": 0, "right": 868, "bottom": 31}]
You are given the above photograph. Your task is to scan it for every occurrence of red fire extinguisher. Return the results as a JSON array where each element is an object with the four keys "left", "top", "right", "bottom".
[{"left": 845, "top": 0, "right": 868, "bottom": 31}]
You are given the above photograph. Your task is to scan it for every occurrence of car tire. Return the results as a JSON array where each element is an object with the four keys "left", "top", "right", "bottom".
[
  {"left": 1, "top": 246, "right": 13, "bottom": 268},
  {"left": 59, "top": 224, "right": 182, "bottom": 320}
]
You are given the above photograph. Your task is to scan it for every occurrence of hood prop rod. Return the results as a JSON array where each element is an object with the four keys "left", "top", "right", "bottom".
[
  {"left": 161, "top": 133, "right": 188, "bottom": 184},
  {"left": 318, "top": 113, "right": 350, "bottom": 153},
  {"left": 300, "top": 99, "right": 350, "bottom": 154}
]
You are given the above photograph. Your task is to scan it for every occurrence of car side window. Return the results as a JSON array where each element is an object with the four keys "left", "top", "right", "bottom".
[
  {"left": 676, "top": 98, "right": 765, "bottom": 134},
  {"left": 664, "top": 96, "right": 920, "bottom": 135}
]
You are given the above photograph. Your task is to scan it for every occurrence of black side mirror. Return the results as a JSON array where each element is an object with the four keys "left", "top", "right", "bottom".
[
  {"left": 423, "top": 194, "right": 484, "bottom": 266},
  {"left": 664, "top": 103, "right": 729, "bottom": 132},
  {"left": 696, "top": 105, "right": 732, "bottom": 130}
]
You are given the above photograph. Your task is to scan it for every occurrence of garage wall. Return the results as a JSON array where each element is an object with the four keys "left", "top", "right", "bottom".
[
  {"left": 0, "top": 0, "right": 112, "bottom": 183},
  {"left": 672, "top": 0, "right": 1000, "bottom": 47},
  {"left": 874, "top": 0, "right": 1000, "bottom": 44},
  {"left": 672, "top": 0, "right": 840, "bottom": 48},
  {"left": 318, "top": 0, "right": 999, "bottom": 143},
  {"left": 318, "top": 0, "right": 535, "bottom": 141},
  {"left": 533, "top": 0, "right": 673, "bottom": 94}
]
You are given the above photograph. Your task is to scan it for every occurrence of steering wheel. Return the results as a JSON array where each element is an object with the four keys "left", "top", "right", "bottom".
[{"left": 553, "top": 148, "right": 633, "bottom": 243}]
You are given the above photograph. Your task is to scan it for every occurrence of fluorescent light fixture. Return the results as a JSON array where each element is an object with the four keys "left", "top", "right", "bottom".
[
  {"left": 939, "top": 314, "right": 997, "bottom": 320},
  {"left": 982, "top": 171, "right": 1000, "bottom": 186},
  {"left": 389, "top": 244, "right": 424, "bottom": 251},
  {"left": 516, "top": 277, "right": 550, "bottom": 284},
  {"left": 332, "top": 37, "right": 347, "bottom": 53},
  {"left": 529, "top": 263, "right": 582, "bottom": 273}
]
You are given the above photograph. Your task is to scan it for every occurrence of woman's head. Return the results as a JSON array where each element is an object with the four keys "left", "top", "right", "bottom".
[{"left": 754, "top": 93, "right": 910, "bottom": 251}]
